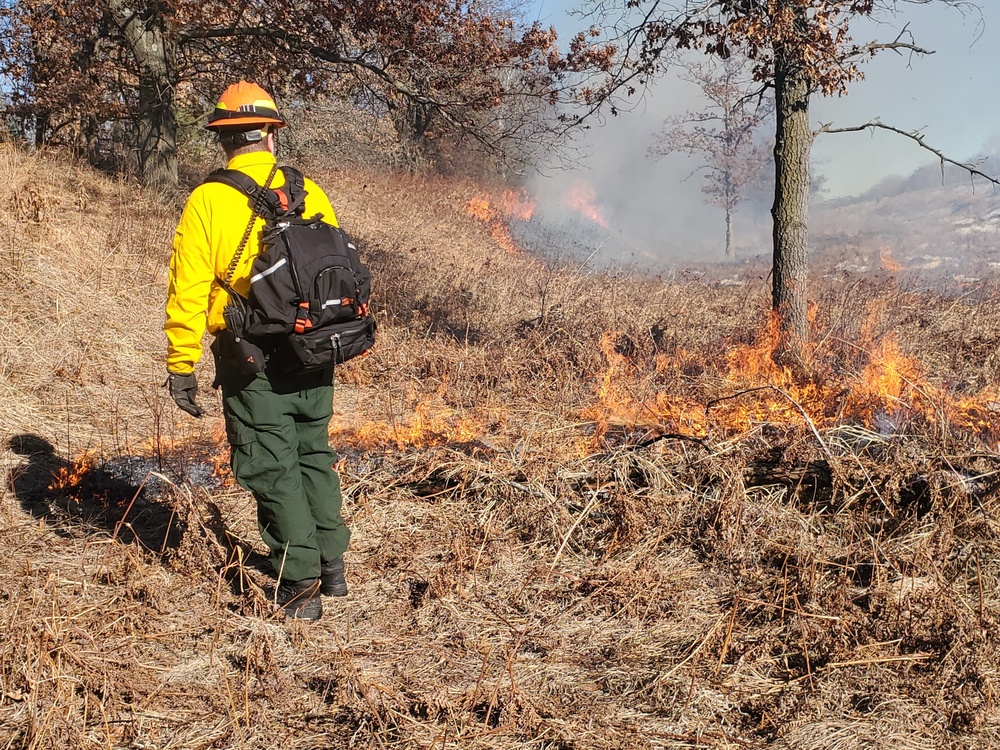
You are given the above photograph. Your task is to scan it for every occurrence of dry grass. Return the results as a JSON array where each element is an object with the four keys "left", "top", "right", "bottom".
[{"left": 2, "top": 143, "right": 1000, "bottom": 749}]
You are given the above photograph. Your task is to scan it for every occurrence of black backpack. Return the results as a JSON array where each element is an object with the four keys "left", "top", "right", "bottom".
[{"left": 204, "top": 166, "right": 376, "bottom": 371}]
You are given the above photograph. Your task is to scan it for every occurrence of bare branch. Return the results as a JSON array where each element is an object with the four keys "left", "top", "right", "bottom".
[
  {"left": 178, "top": 24, "right": 544, "bottom": 162},
  {"left": 180, "top": 27, "right": 424, "bottom": 99},
  {"left": 848, "top": 24, "right": 934, "bottom": 63},
  {"left": 817, "top": 120, "right": 1000, "bottom": 187}
]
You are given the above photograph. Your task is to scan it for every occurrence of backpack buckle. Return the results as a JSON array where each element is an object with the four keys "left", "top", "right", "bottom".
[{"left": 293, "top": 301, "right": 313, "bottom": 334}]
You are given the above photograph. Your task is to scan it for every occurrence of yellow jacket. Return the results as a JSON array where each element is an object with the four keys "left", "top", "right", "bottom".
[{"left": 165, "top": 152, "right": 338, "bottom": 374}]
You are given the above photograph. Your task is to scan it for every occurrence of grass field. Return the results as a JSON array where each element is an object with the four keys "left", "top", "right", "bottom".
[{"left": 2, "top": 143, "right": 1000, "bottom": 749}]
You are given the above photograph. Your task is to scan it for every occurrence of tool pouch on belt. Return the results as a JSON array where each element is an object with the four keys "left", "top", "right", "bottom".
[{"left": 211, "top": 296, "right": 266, "bottom": 380}]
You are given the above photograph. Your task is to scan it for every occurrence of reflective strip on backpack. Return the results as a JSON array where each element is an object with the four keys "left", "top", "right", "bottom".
[
  {"left": 249, "top": 257, "right": 287, "bottom": 284},
  {"left": 321, "top": 299, "right": 345, "bottom": 309}
]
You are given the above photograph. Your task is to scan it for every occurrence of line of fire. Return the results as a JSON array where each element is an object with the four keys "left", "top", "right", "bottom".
[{"left": 46, "top": 185, "right": 998, "bottom": 525}]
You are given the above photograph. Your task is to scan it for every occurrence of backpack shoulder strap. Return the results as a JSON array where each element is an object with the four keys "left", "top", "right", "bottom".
[
  {"left": 275, "top": 166, "right": 308, "bottom": 217},
  {"left": 203, "top": 168, "right": 282, "bottom": 216},
  {"left": 205, "top": 162, "right": 280, "bottom": 288}
]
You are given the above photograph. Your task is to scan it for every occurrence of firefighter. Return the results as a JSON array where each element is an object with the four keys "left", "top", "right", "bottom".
[{"left": 164, "top": 81, "right": 349, "bottom": 620}]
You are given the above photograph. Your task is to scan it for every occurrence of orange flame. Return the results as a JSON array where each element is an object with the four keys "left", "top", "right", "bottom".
[
  {"left": 583, "top": 307, "right": 999, "bottom": 446},
  {"left": 950, "top": 389, "right": 1000, "bottom": 440},
  {"left": 209, "top": 446, "right": 235, "bottom": 487},
  {"left": 581, "top": 332, "right": 708, "bottom": 441},
  {"left": 499, "top": 189, "right": 535, "bottom": 221},
  {"left": 880, "top": 245, "right": 902, "bottom": 273},
  {"left": 564, "top": 180, "right": 609, "bottom": 229},
  {"left": 465, "top": 189, "right": 535, "bottom": 255},
  {"left": 49, "top": 450, "right": 99, "bottom": 497},
  {"left": 332, "top": 393, "right": 481, "bottom": 450},
  {"left": 708, "top": 312, "right": 828, "bottom": 430},
  {"left": 141, "top": 427, "right": 234, "bottom": 486},
  {"left": 845, "top": 335, "right": 922, "bottom": 421}
]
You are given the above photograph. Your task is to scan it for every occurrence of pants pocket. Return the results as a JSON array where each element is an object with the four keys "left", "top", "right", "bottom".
[{"left": 225, "top": 418, "right": 257, "bottom": 448}]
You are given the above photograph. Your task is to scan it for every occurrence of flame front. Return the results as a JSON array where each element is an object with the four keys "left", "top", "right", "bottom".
[
  {"left": 564, "top": 180, "right": 609, "bottom": 229},
  {"left": 49, "top": 451, "right": 99, "bottom": 498},
  {"left": 332, "top": 387, "right": 482, "bottom": 451},
  {"left": 582, "top": 332, "right": 708, "bottom": 441},
  {"left": 584, "top": 309, "right": 999, "bottom": 446},
  {"left": 880, "top": 245, "right": 902, "bottom": 273},
  {"left": 498, "top": 190, "right": 535, "bottom": 221},
  {"left": 466, "top": 189, "right": 535, "bottom": 255}
]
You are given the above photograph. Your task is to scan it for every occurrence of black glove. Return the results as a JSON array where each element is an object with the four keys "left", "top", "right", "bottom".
[{"left": 167, "top": 371, "right": 205, "bottom": 418}]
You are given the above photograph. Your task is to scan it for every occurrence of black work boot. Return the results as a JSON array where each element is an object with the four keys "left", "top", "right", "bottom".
[
  {"left": 320, "top": 556, "right": 347, "bottom": 597},
  {"left": 276, "top": 578, "right": 322, "bottom": 620}
]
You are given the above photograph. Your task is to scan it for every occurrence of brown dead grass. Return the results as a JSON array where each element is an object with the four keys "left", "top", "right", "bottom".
[{"left": 2, "top": 143, "right": 1000, "bottom": 749}]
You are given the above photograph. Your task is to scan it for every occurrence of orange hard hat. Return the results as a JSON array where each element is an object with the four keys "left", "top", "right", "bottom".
[{"left": 205, "top": 81, "right": 287, "bottom": 130}]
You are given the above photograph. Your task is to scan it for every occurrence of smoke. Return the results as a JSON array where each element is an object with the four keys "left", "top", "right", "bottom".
[
  {"left": 525, "top": 73, "right": 771, "bottom": 269},
  {"left": 524, "top": 1, "right": 999, "bottom": 271}
]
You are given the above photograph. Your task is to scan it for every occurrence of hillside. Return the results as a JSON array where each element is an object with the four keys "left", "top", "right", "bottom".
[
  {"left": 809, "top": 158, "right": 1000, "bottom": 284},
  {"left": 2, "top": 143, "right": 1000, "bottom": 749}
]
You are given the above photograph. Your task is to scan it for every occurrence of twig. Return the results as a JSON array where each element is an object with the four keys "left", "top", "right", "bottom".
[
  {"left": 706, "top": 386, "right": 833, "bottom": 461},
  {"left": 763, "top": 652, "right": 934, "bottom": 694},
  {"left": 626, "top": 724, "right": 753, "bottom": 747},
  {"left": 625, "top": 432, "right": 712, "bottom": 452},
  {"left": 823, "top": 653, "right": 933, "bottom": 669},
  {"left": 738, "top": 597, "right": 841, "bottom": 622},
  {"left": 662, "top": 611, "right": 730, "bottom": 679},
  {"left": 705, "top": 385, "right": 777, "bottom": 411},
  {"left": 547, "top": 490, "right": 601, "bottom": 577},
  {"left": 111, "top": 474, "right": 151, "bottom": 542},
  {"left": 716, "top": 599, "right": 740, "bottom": 673}
]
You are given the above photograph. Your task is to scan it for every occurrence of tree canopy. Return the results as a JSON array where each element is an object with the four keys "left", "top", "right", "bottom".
[{"left": 0, "top": 0, "right": 609, "bottom": 187}]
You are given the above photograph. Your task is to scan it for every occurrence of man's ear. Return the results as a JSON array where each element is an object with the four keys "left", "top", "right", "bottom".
[{"left": 267, "top": 131, "right": 276, "bottom": 155}]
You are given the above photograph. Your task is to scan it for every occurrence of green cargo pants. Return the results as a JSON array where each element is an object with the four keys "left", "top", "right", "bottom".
[{"left": 218, "top": 364, "right": 350, "bottom": 583}]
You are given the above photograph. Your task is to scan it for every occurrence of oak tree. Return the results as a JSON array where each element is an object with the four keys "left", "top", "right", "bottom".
[
  {"left": 583, "top": 0, "right": 992, "bottom": 363},
  {"left": 0, "top": 0, "right": 577, "bottom": 190}
]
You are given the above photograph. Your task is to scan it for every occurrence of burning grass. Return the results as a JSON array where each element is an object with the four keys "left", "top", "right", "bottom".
[
  {"left": 2, "top": 144, "right": 1000, "bottom": 748},
  {"left": 465, "top": 188, "right": 537, "bottom": 256}
]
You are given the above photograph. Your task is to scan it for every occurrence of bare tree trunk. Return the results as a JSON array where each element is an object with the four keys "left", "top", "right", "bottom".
[
  {"left": 33, "top": 113, "right": 49, "bottom": 148},
  {"left": 389, "top": 97, "right": 434, "bottom": 172},
  {"left": 107, "top": 0, "right": 178, "bottom": 192},
  {"left": 724, "top": 174, "right": 735, "bottom": 259},
  {"left": 28, "top": 12, "right": 53, "bottom": 149},
  {"left": 724, "top": 203, "right": 733, "bottom": 258},
  {"left": 771, "top": 45, "right": 812, "bottom": 365},
  {"left": 78, "top": 114, "right": 101, "bottom": 165},
  {"left": 137, "top": 61, "right": 178, "bottom": 191}
]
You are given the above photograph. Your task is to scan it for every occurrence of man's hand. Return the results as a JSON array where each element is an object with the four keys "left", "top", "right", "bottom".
[{"left": 167, "top": 372, "right": 205, "bottom": 418}]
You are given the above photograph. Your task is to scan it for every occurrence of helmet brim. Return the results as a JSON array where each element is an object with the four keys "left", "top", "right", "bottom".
[{"left": 206, "top": 115, "right": 287, "bottom": 130}]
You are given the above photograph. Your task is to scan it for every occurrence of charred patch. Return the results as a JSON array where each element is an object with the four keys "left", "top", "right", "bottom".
[
  {"left": 471, "top": 698, "right": 503, "bottom": 728},
  {"left": 307, "top": 676, "right": 339, "bottom": 705},
  {"left": 407, "top": 579, "right": 430, "bottom": 608}
]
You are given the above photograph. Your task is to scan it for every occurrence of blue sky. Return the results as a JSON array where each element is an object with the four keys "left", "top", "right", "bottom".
[
  {"left": 809, "top": 3, "right": 1000, "bottom": 197},
  {"left": 516, "top": 1, "right": 1000, "bottom": 263}
]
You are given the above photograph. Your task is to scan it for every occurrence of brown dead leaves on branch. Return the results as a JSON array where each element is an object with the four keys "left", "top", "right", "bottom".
[{"left": 2, "top": 0, "right": 590, "bottom": 177}]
